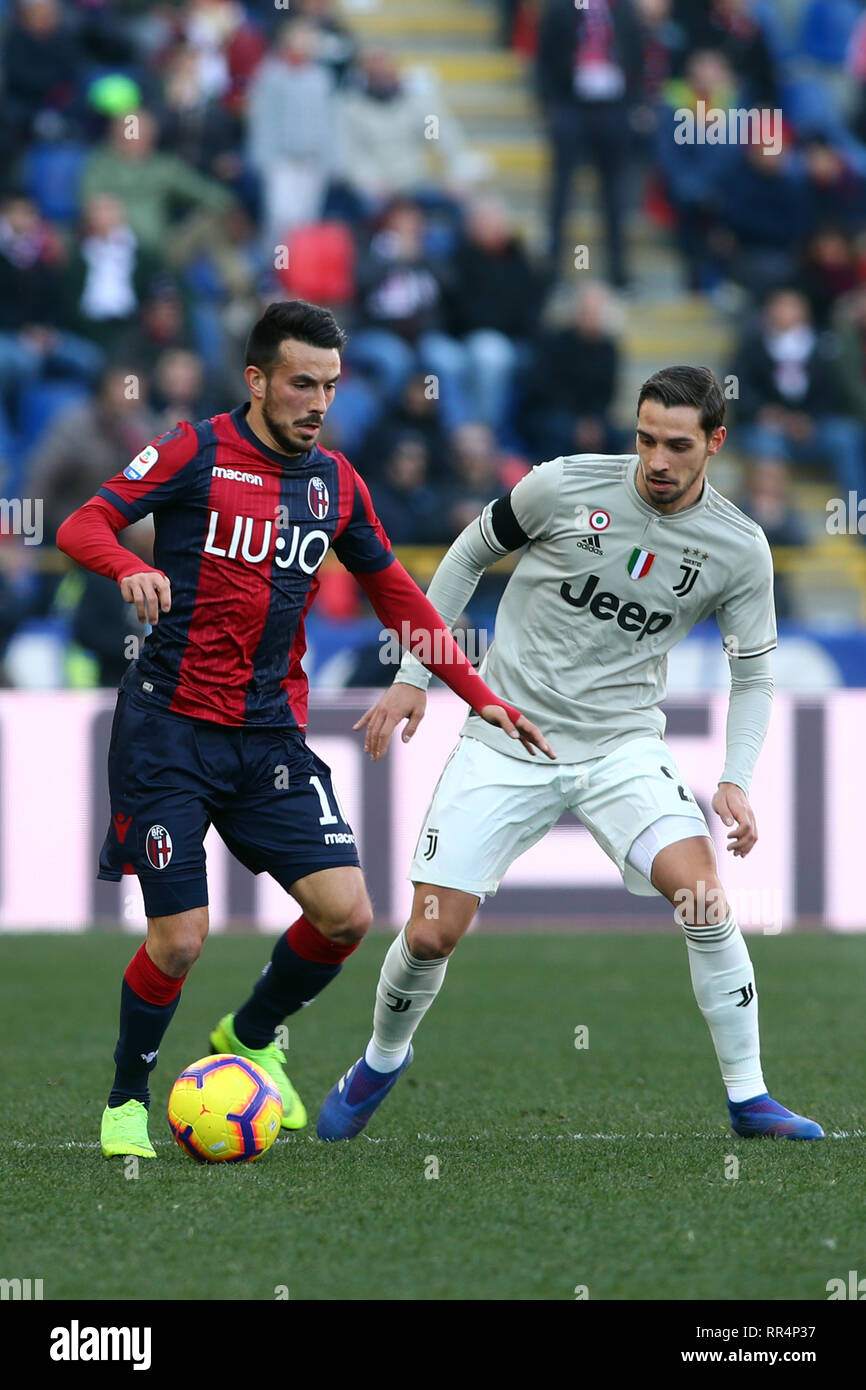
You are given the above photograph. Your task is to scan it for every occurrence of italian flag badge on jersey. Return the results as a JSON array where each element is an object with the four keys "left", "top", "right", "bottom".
[{"left": 627, "top": 547, "right": 655, "bottom": 579}]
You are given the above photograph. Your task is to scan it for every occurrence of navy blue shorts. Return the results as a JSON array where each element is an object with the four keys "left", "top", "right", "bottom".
[{"left": 98, "top": 686, "right": 360, "bottom": 917}]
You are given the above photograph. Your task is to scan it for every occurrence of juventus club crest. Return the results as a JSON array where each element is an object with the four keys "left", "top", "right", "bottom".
[
  {"left": 422, "top": 828, "right": 439, "bottom": 860},
  {"left": 307, "top": 476, "right": 329, "bottom": 519},
  {"left": 673, "top": 547, "right": 708, "bottom": 597}
]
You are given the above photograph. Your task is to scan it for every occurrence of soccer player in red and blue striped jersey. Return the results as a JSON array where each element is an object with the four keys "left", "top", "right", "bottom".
[{"left": 58, "top": 299, "right": 554, "bottom": 1158}]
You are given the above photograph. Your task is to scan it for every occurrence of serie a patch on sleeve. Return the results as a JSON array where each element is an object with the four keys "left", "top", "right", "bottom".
[{"left": 123, "top": 445, "right": 159, "bottom": 481}]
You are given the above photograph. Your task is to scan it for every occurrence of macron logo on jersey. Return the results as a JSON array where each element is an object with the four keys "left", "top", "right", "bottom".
[{"left": 212, "top": 466, "right": 263, "bottom": 486}]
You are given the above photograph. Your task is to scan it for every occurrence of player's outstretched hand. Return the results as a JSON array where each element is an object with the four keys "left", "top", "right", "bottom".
[
  {"left": 712, "top": 782, "right": 757, "bottom": 858},
  {"left": 480, "top": 705, "right": 556, "bottom": 760},
  {"left": 120, "top": 570, "right": 172, "bottom": 625},
  {"left": 354, "top": 683, "right": 427, "bottom": 761}
]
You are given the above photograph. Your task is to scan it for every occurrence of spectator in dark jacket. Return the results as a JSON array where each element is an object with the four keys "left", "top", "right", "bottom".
[
  {"left": 536, "top": 0, "right": 644, "bottom": 284},
  {"left": 1, "top": 0, "right": 85, "bottom": 139},
  {"left": 157, "top": 42, "right": 246, "bottom": 186},
  {"left": 716, "top": 139, "right": 812, "bottom": 295},
  {"left": 438, "top": 195, "right": 549, "bottom": 437},
  {"left": 673, "top": 0, "right": 778, "bottom": 103},
  {"left": 62, "top": 195, "right": 161, "bottom": 354},
  {"left": 802, "top": 136, "right": 866, "bottom": 235},
  {"left": 653, "top": 50, "right": 743, "bottom": 291},
  {"left": 732, "top": 287, "right": 866, "bottom": 500},
  {"left": 368, "top": 436, "right": 452, "bottom": 545},
  {"left": 357, "top": 371, "right": 451, "bottom": 485},
  {"left": 347, "top": 198, "right": 470, "bottom": 427},
  {"left": 113, "top": 276, "right": 199, "bottom": 382},
  {"left": 799, "top": 226, "right": 862, "bottom": 330},
  {"left": 0, "top": 194, "right": 104, "bottom": 434},
  {"left": 520, "top": 282, "right": 623, "bottom": 461}
]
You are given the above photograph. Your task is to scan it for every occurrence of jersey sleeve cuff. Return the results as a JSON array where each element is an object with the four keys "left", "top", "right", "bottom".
[
  {"left": 726, "top": 642, "right": 777, "bottom": 659},
  {"left": 344, "top": 550, "right": 396, "bottom": 576},
  {"left": 97, "top": 485, "right": 141, "bottom": 523}
]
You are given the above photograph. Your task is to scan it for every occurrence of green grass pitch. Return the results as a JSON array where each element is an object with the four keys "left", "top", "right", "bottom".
[{"left": 1, "top": 931, "right": 863, "bottom": 1302}]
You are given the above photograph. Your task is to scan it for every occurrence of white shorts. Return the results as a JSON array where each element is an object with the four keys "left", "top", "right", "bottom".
[{"left": 408, "top": 733, "right": 711, "bottom": 900}]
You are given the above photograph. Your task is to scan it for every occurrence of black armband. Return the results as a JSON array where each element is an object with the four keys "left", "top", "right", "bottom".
[{"left": 486, "top": 493, "right": 531, "bottom": 552}]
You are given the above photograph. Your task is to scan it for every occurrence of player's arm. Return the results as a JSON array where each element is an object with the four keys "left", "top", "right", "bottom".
[
  {"left": 56, "top": 422, "right": 200, "bottom": 624},
  {"left": 57, "top": 497, "right": 171, "bottom": 624},
  {"left": 712, "top": 651, "right": 774, "bottom": 858},
  {"left": 712, "top": 529, "right": 777, "bottom": 858},
  {"left": 353, "top": 459, "right": 564, "bottom": 757},
  {"left": 391, "top": 491, "right": 535, "bottom": 690},
  {"left": 357, "top": 500, "right": 527, "bottom": 755},
  {"left": 332, "top": 463, "right": 558, "bottom": 759}
]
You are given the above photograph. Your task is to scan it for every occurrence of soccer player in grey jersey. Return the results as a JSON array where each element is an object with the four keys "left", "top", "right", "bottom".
[{"left": 318, "top": 365, "right": 823, "bottom": 1141}]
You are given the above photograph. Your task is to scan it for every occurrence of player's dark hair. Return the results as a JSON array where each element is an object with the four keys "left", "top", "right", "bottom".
[
  {"left": 637, "top": 365, "right": 725, "bottom": 436},
  {"left": 245, "top": 300, "right": 348, "bottom": 375}
]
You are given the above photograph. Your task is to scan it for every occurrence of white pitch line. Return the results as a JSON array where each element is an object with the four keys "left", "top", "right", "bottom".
[{"left": 3, "top": 1129, "right": 864, "bottom": 1151}]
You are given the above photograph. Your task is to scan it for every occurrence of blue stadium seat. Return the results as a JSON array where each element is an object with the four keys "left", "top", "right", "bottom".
[
  {"left": 23, "top": 142, "right": 87, "bottom": 224},
  {"left": 798, "top": 0, "right": 861, "bottom": 65}
]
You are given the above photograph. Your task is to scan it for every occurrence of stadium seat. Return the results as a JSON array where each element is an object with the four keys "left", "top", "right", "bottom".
[
  {"left": 275, "top": 222, "right": 357, "bottom": 307},
  {"left": 798, "top": 0, "right": 861, "bottom": 65},
  {"left": 22, "top": 141, "right": 87, "bottom": 224}
]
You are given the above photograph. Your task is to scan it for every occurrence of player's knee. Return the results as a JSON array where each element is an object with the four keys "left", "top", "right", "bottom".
[
  {"left": 313, "top": 895, "right": 374, "bottom": 945},
  {"left": 152, "top": 933, "right": 203, "bottom": 977},
  {"left": 406, "top": 920, "right": 461, "bottom": 960},
  {"left": 675, "top": 876, "right": 729, "bottom": 928},
  {"left": 340, "top": 899, "right": 374, "bottom": 945}
]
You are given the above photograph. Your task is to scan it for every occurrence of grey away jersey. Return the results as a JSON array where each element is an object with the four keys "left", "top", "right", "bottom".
[{"left": 434, "top": 454, "right": 775, "bottom": 765}]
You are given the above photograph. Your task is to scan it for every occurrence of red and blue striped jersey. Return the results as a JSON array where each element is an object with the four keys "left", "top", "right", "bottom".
[{"left": 97, "top": 404, "right": 395, "bottom": 728}]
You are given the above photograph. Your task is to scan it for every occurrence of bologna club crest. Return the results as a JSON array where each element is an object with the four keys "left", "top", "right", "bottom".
[
  {"left": 145, "top": 825, "right": 173, "bottom": 870},
  {"left": 307, "top": 476, "right": 329, "bottom": 519}
]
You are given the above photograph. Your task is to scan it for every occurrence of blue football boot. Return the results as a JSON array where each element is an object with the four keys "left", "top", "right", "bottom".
[
  {"left": 317, "top": 1047, "right": 414, "bottom": 1141},
  {"left": 728, "top": 1092, "right": 824, "bottom": 1140}
]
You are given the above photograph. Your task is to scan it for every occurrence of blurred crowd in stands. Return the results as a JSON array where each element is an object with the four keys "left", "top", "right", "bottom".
[{"left": 1, "top": 0, "right": 866, "bottom": 687}]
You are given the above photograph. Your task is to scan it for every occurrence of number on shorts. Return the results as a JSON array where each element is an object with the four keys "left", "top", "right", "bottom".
[
  {"left": 660, "top": 765, "right": 695, "bottom": 804},
  {"left": 309, "top": 774, "right": 339, "bottom": 825}
]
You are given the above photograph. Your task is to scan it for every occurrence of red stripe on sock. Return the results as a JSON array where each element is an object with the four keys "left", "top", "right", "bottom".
[
  {"left": 286, "top": 914, "right": 359, "bottom": 965},
  {"left": 124, "top": 944, "right": 186, "bottom": 1005}
]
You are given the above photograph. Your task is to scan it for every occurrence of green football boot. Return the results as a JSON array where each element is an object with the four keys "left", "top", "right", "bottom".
[
  {"left": 100, "top": 1099, "right": 157, "bottom": 1158},
  {"left": 208, "top": 1013, "right": 307, "bottom": 1130}
]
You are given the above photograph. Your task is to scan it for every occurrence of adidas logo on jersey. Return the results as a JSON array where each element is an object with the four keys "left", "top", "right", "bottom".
[
  {"left": 212, "top": 466, "right": 263, "bottom": 486},
  {"left": 576, "top": 534, "right": 605, "bottom": 555}
]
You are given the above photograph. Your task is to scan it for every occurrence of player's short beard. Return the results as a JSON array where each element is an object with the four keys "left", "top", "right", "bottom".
[
  {"left": 643, "top": 456, "right": 706, "bottom": 508},
  {"left": 262, "top": 383, "right": 312, "bottom": 455}
]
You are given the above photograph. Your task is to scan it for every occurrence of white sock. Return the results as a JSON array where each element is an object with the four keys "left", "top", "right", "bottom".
[
  {"left": 683, "top": 910, "right": 766, "bottom": 1102},
  {"left": 364, "top": 926, "right": 449, "bottom": 1073}
]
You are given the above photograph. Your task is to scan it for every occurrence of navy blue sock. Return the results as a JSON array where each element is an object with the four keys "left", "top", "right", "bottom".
[
  {"left": 233, "top": 915, "right": 356, "bottom": 1048},
  {"left": 108, "top": 948, "right": 186, "bottom": 1107}
]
